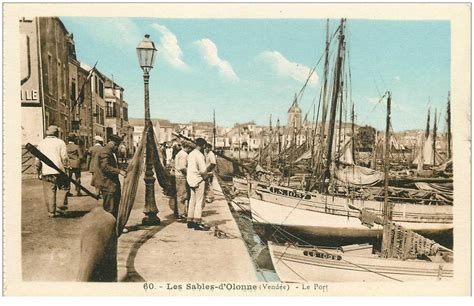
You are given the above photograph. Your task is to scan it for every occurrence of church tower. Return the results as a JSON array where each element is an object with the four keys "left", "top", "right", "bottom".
[{"left": 287, "top": 94, "right": 302, "bottom": 130}]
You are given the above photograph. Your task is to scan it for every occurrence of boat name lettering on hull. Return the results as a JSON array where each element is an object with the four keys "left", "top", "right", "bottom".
[
  {"left": 303, "top": 250, "right": 342, "bottom": 261},
  {"left": 268, "top": 187, "right": 312, "bottom": 200}
]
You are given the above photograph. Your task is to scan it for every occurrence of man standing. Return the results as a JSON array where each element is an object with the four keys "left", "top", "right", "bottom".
[
  {"left": 174, "top": 141, "right": 193, "bottom": 220},
  {"left": 186, "top": 138, "right": 210, "bottom": 231},
  {"left": 165, "top": 142, "right": 173, "bottom": 167},
  {"left": 93, "top": 134, "right": 126, "bottom": 218},
  {"left": 204, "top": 143, "right": 217, "bottom": 203},
  {"left": 86, "top": 136, "right": 104, "bottom": 195},
  {"left": 35, "top": 125, "right": 70, "bottom": 218},
  {"left": 66, "top": 134, "right": 84, "bottom": 196}
]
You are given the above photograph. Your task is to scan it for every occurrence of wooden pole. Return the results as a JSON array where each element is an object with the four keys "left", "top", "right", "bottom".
[
  {"left": 268, "top": 114, "right": 273, "bottom": 169},
  {"left": 351, "top": 104, "right": 356, "bottom": 163},
  {"left": 447, "top": 92, "right": 451, "bottom": 159},
  {"left": 425, "top": 107, "right": 431, "bottom": 139},
  {"left": 322, "top": 18, "right": 345, "bottom": 193},
  {"left": 26, "top": 143, "right": 100, "bottom": 200},
  {"left": 213, "top": 109, "right": 216, "bottom": 150},
  {"left": 381, "top": 92, "right": 392, "bottom": 258},
  {"left": 433, "top": 108, "right": 437, "bottom": 165}
]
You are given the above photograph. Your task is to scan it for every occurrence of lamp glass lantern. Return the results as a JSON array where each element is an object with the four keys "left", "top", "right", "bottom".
[{"left": 136, "top": 34, "right": 157, "bottom": 74}]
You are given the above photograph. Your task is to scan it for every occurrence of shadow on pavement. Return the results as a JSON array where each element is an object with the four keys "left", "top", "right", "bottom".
[
  {"left": 58, "top": 211, "right": 90, "bottom": 219},
  {"left": 121, "top": 215, "right": 176, "bottom": 282},
  {"left": 202, "top": 210, "right": 217, "bottom": 217},
  {"left": 207, "top": 219, "right": 232, "bottom": 227}
]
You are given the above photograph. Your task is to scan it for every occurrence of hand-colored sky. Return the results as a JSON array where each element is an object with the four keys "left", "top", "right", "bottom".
[{"left": 61, "top": 17, "right": 450, "bottom": 131}]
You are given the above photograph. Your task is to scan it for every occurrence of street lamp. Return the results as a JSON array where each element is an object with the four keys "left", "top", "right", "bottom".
[{"left": 137, "top": 34, "right": 160, "bottom": 225}]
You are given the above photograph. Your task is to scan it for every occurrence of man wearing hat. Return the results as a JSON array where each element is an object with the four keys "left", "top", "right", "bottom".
[
  {"left": 66, "top": 134, "right": 84, "bottom": 196},
  {"left": 94, "top": 134, "right": 127, "bottom": 218},
  {"left": 173, "top": 140, "right": 193, "bottom": 220},
  {"left": 35, "top": 125, "right": 70, "bottom": 218},
  {"left": 186, "top": 137, "right": 210, "bottom": 231},
  {"left": 86, "top": 135, "right": 104, "bottom": 195}
]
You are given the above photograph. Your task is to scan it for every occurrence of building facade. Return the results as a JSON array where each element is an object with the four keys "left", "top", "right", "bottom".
[
  {"left": 21, "top": 17, "right": 72, "bottom": 145},
  {"left": 21, "top": 16, "right": 132, "bottom": 173}
]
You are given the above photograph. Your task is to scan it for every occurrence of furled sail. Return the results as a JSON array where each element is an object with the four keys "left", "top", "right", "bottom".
[
  {"left": 334, "top": 164, "right": 384, "bottom": 186},
  {"left": 413, "top": 134, "right": 441, "bottom": 166}
]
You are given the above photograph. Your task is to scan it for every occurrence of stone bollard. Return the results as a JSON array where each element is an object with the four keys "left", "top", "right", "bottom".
[{"left": 76, "top": 207, "right": 117, "bottom": 282}]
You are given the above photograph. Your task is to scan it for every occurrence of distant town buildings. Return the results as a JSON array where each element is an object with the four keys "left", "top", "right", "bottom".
[{"left": 20, "top": 17, "right": 134, "bottom": 155}]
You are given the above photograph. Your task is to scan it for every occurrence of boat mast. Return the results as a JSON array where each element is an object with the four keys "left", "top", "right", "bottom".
[
  {"left": 288, "top": 117, "right": 296, "bottom": 186},
  {"left": 321, "top": 18, "right": 345, "bottom": 193},
  {"left": 351, "top": 104, "right": 356, "bottom": 163},
  {"left": 425, "top": 107, "right": 431, "bottom": 139},
  {"left": 238, "top": 124, "right": 241, "bottom": 162},
  {"left": 433, "top": 108, "right": 437, "bottom": 165},
  {"left": 268, "top": 114, "right": 273, "bottom": 169},
  {"left": 447, "top": 92, "right": 451, "bottom": 159},
  {"left": 319, "top": 18, "right": 331, "bottom": 149},
  {"left": 381, "top": 91, "right": 393, "bottom": 258},
  {"left": 310, "top": 102, "right": 317, "bottom": 169},
  {"left": 277, "top": 118, "right": 281, "bottom": 157},
  {"left": 315, "top": 19, "right": 331, "bottom": 174},
  {"left": 372, "top": 130, "right": 377, "bottom": 169},
  {"left": 213, "top": 109, "right": 216, "bottom": 149}
]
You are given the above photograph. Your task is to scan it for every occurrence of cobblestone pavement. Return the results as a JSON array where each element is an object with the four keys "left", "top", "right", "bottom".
[{"left": 22, "top": 170, "right": 257, "bottom": 282}]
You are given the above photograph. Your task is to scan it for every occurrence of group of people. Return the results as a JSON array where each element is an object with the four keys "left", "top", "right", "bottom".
[
  {"left": 35, "top": 125, "right": 126, "bottom": 220},
  {"left": 173, "top": 138, "right": 216, "bottom": 231},
  {"left": 35, "top": 124, "right": 218, "bottom": 233}
]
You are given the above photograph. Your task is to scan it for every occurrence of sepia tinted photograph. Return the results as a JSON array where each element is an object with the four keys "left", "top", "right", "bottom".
[{"left": 4, "top": 2, "right": 471, "bottom": 296}]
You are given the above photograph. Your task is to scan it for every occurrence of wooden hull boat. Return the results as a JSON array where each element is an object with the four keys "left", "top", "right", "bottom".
[
  {"left": 250, "top": 185, "right": 452, "bottom": 238},
  {"left": 268, "top": 241, "right": 453, "bottom": 282}
]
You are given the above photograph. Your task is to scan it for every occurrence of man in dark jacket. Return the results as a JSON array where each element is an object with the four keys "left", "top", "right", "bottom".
[
  {"left": 66, "top": 134, "right": 84, "bottom": 196},
  {"left": 86, "top": 135, "right": 104, "bottom": 195},
  {"left": 93, "top": 134, "right": 126, "bottom": 218}
]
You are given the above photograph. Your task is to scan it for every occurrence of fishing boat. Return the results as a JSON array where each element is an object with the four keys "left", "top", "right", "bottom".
[
  {"left": 250, "top": 184, "right": 452, "bottom": 238},
  {"left": 267, "top": 90, "right": 453, "bottom": 283},
  {"left": 249, "top": 19, "right": 453, "bottom": 238},
  {"left": 268, "top": 240, "right": 453, "bottom": 282}
]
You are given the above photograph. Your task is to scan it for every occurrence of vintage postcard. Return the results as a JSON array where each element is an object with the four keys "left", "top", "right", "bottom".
[{"left": 3, "top": 2, "right": 471, "bottom": 296}]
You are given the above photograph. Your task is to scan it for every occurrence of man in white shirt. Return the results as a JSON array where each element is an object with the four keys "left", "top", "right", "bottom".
[
  {"left": 35, "top": 125, "right": 71, "bottom": 218},
  {"left": 204, "top": 143, "right": 217, "bottom": 203},
  {"left": 165, "top": 142, "right": 173, "bottom": 167},
  {"left": 174, "top": 141, "right": 193, "bottom": 220},
  {"left": 186, "top": 138, "right": 210, "bottom": 231}
]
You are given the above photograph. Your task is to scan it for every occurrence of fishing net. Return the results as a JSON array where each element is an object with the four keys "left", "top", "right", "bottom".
[
  {"left": 151, "top": 128, "right": 176, "bottom": 197},
  {"left": 116, "top": 129, "right": 146, "bottom": 237}
]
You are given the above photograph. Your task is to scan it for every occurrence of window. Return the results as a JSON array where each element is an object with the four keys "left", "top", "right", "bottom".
[
  {"left": 71, "top": 81, "right": 76, "bottom": 105},
  {"left": 98, "top": 80, "right": 104, "bottom": 99},
  {"left": 100, "top": 108, "right": 105, "bottom": 125},
  {"left": 106, "top": 101, "right": 117, "bottom": 117},
  {"left": 57, "top": 60, "right": 62, "bottom": 99},
  {"left": 47, "top": 54, "right": 52, "bottom": 94},
  {"left": 95, "top": 105, "right": 99, "bottom": 124},
  {"left": 63, "top": 64, "right": 67, "bottom": 98},
  {"left": 123, "top": 107, "right": 128, "bottom": 121}
]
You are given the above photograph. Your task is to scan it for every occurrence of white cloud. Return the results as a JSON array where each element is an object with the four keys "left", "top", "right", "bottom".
[
  {"left": 194, "top": 38, "right": 239, "bottom": 82},
  {"left": 152, "top": 23, "right": 189, "bottom": 71},
  {"left": 81, "top": 18, "right": 141, "bottom": 48},
  {"left": 258, "top": 51, "right": 318, "bottom": 85},
  {"left": 395, "top": 76, "right": 400, "bottom": 82}
]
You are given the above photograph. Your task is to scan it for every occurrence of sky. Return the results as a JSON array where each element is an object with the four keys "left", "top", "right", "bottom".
[{"left": 61, "top": 17, "right": 450, "bottom": 131}]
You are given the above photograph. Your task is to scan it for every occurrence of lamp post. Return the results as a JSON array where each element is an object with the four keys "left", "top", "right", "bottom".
[{"left": 137, "top": 34, "right": 160, "bottom": 225}]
